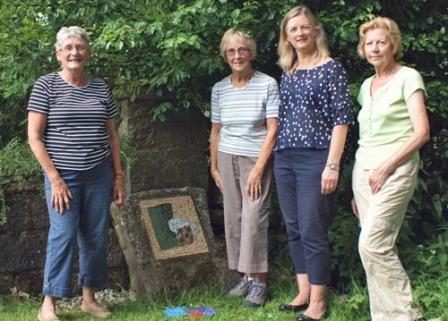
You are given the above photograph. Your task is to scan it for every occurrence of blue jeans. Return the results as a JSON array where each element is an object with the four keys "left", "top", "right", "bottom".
[
  {"left": 43, "top": 157, "right": 113, "bottom": 297},
  {"left": 274, "top": 149, "right": 334, "bottom": 285}
]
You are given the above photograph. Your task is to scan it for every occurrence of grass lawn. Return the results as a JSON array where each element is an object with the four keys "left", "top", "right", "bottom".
[
  {"left": 1, "top": 282, "right": 446, "bottom": 321},
  {"left": 0, "top": 281, "right": 376, "bottom": 321},
  {"left": 1, "top": 265, "right": 446, "bottom": 321}
]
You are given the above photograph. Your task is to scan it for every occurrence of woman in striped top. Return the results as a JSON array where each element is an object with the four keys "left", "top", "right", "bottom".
[
  {"left": 209, "top": 28, "right": 279, "bottom": 308},
  {"left": 28, "top": 26, "right": 125, "bottom": 321}
]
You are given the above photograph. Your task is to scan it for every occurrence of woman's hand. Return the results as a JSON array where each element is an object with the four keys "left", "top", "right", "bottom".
[
  {"left": 211, "top": 168, "right": 223, "bottom": 194},
  {"left": 321, "top": 166, "right": 339, "bottom": 195},
  {"left": 49, "top": 176, "right": 72, "bottom": 214},
  {"left": 245, "top": 166, "right": 263, "bottom": 201},
  {"left": 209, "top": 123, "right": 223, "bottom": 194},
  {"left": 369, "top": 165, "right": 391, "bottom": 194},
  {"left": 113, "top": 176, "right": 126, "bottom": 208}
]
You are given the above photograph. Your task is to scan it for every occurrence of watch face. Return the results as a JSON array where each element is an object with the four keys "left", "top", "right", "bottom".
[{"left": 327, "top": 163, "right": 339, "bottom": 170}]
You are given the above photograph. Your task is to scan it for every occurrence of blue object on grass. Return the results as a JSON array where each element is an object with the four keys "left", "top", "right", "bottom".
[
  {"left": 197, "top": 306, "right": 217, "bottom": 316},
  {"left": 163, "top": 306, "right": 188, "bottom": 317}
]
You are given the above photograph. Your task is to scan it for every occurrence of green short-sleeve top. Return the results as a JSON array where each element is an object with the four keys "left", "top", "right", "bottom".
[{"left": 356, "top": 66, "right": 426, "bottom": 169}]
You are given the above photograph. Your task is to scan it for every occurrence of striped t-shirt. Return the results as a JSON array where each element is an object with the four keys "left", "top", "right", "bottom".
[
  {"left": 211, "top": 71, "right": 279, "bottom": 157},
  {"left": 27, "top": 72, "right": 118, "bottom": 171}
]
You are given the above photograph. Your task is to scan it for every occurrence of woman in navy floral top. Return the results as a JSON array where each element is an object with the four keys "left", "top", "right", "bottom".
[{"left": 274, "top": 6, "right": 354, "bottom": 321}]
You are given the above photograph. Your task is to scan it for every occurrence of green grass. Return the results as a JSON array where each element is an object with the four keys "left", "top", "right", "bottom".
[
  {"left": 1, "top": 287, "right": 366, "bottom": 321},
  {"left": 1, "top": 273, "right": 447, "bottom": 321}
]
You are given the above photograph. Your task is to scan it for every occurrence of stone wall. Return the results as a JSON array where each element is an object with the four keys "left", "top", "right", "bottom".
[
  {"left": 0, "top": 183, "right": 128, "bottom": 296},
  {"left": 118, "top": 94, "right": 209, "bottom": 193}
]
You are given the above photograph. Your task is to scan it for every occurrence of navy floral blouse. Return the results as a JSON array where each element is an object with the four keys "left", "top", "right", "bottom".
[{"left": 275, "top": 60, "right": 354, "bottom": 151}]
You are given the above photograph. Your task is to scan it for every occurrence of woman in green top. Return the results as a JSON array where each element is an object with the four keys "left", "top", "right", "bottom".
[{"left": 351, "top": 17, "right": 429, "bottom": 321}]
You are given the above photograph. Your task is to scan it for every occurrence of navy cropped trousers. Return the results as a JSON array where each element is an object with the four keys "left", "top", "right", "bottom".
[{"left": 274, "top": 148, "right": 334, "bottom": 285}]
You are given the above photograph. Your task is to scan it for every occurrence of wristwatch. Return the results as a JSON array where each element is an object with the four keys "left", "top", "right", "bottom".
[{"left": 326, "top": 163, "right": 340, "bottom": 171}]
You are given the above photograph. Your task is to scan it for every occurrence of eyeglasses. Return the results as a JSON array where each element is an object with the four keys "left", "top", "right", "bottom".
[
  {"left": 59, "top": 44, "right": 88, "bottom": 53},
  {"left": 226, "top": 47, "right": 250, "bottom": 56}
]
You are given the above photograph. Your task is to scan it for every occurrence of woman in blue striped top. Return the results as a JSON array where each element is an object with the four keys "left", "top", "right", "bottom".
[
  {"left": 28, "top": 26, "right": 125, "bottom": 321},
  {"left": 209, "top": 28, "right": 279, "bottom": 308}
]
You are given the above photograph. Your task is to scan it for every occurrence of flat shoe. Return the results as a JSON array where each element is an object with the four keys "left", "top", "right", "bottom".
[
  {"left": 297, "top": 314, "right": 321, "bottom": 321},
  {"left": 80, "top": 304, "right": 112, "bottom": 319},
  {"left": 279, "top": 303, "right": 309, "bottom": 312},
  {"left": 37, "top": 309, "right": 60, "bottom": 321}
]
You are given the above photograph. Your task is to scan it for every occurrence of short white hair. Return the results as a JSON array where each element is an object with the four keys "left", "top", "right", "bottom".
[{"left": 54, "top": 26, "right": 89, "bottom": 50}]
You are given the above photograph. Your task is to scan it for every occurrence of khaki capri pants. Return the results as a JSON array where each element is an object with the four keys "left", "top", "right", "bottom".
[{"left": 217, "top": 151, "right": 273, "bottom": 273}]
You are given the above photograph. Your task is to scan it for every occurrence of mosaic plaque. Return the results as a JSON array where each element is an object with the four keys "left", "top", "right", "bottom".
[{"left": 139, "top": 195, "right": 209, "bottom": 260}]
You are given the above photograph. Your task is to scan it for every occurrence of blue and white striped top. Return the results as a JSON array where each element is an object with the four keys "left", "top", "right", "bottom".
[
  {"left": 27, "top": 72, "right": 118, "bottom": 171},
  {"left": 211, "top": 71, "right": 279, "bottom": 157}
]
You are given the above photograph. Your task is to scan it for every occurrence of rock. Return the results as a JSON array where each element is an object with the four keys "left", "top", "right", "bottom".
[{"left": 111, "top": 187, "right": 235, "bottom": 297}]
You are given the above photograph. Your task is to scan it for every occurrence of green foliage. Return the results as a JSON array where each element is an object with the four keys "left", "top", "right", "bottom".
[
  {"left": 0, "top": 294, "right": 6, "bottom": 314},
  {"left": 403, "top": 229, "right": 448, "bottom": 280},
  {"left": 402, "top": 231, "right": 448, "bottom": 320},
  {"left": 0, "top": 138, "right": 41, "bottom": 225},
  {"left": 119, "top": 136, "right": 136, "bottom": 170},
  {"left": 0, "top": 96, "right": 27, "bottom": 148},
  {"left": 414, "top": 278, "right": 448, "bottom": 321},
  {"left": 0, "top": 0, "right": 447, "bottom": 282},
  {"left": 0, "top": 138, "right": 41, "bottom": 185},
  {"left": 328, "top": 281, "right": 370, "bottom": 321},
  {"left": 427, "top": 230, "right": 448, "bottom": 271}
]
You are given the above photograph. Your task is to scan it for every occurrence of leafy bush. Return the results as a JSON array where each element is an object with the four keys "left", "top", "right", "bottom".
[
  {"left": 0, "top": 138, "right": 41, "bottom": 224},
  {"left": 0, "top": 0, "right": 446, "bottom": 281},
  {"left": 405, "top": 231, "right": 448, "bottom": 320}
]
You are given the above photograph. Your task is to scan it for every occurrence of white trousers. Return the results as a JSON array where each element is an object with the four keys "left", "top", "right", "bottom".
[{"left": 352, "top": 160, "right": 424, "bottom": 321}]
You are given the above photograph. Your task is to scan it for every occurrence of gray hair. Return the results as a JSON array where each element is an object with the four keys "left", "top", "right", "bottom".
[
  {"left": 219, "top": 28, "right": 257, "bottom": 63},
  {"left": 54, "top": 26, "right": 90, "bottom": 50}
]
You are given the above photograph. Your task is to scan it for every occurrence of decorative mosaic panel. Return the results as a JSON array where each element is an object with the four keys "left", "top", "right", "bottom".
[{"left": 139, "top": 195, "right": 209, "bottom": 260}]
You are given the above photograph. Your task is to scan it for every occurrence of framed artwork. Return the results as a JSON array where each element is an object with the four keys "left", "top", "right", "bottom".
[{"left": 139, "top": 195, "right": 209, "bottom": 261}]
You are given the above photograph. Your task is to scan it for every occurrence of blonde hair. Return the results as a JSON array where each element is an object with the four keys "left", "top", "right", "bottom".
[
  {"left": 54, "top": 26, "right": 90, "bottom": 50},
  {"left": 219, "top": 28, "right": 257, "bottom": 63},
  {"left": 358, "top": 17, "right": 402, "bottom": 61},
  {"left": 278, "top": 5, "right": 330, "bottom": 75}
]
